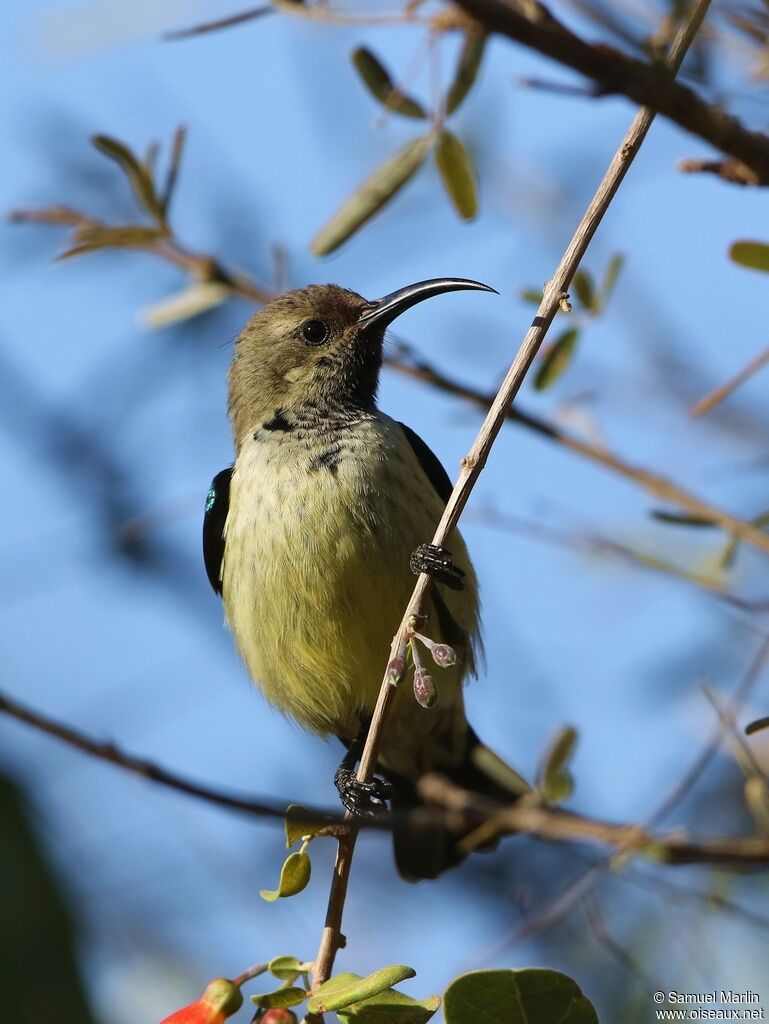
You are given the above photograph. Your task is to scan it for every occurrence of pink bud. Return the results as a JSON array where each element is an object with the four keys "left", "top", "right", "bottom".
[
  {"left": 386, "top": 656, "right": 407, "bottom": 685},
  {"left": 413, "top": 668, "right": 438, "bottom": 708},
  {"left": 430, "top": 643, "right": 457, "bottom": 668},
  {"left": 259, "top": 1011, "right": 298, "bottom": 1024}
]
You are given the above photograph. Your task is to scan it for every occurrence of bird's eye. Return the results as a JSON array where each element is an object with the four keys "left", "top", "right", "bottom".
[{"left": 301, "top": 319, "right": 329, "bottom": 346}]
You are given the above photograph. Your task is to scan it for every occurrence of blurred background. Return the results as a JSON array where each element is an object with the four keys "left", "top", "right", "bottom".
[{"left": 2, "top": 1, "right": 769, "bottom": 1021}]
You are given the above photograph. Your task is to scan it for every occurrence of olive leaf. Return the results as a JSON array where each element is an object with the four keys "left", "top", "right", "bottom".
[
  {"left": 650, "top": 509, "right": 717, "bottom": 528},
  {"left": 307, "top": 966, "right": 417, "bottom": 1014},
  {"left": 259, "top": 850, "right": 311, "bottom": 902},
  {"left": 142, "top": 281, "right": 231, "bottom": 328},
  {"left": 533, "top": 327, "right": 580, "bottom": 390},
  {"left": 160, "top": 125, "right": 187, "bottom": 217},
  {"left": 601, "top": 252, "right": 624, "bottom": 300},
  {"left": 352, "top": 47, "right": 426, "bottom": 119},
  {"left": 539, "top": 726, "right": 578, "bottom": 805},
  {"left": 91, "top": 134, "right": 163, "bottom": 222},
  {"left": 58, "top": 224, "right": 167, "bottom": 260},
  {"left": 444, "top": 969, "right": 598, "bottom": 1024},
  {"left": 285, "top": 802, "right": 334, "bottom": 847},
  {"left": 745, "top": 777, "right": 769, "bottom": 837},
  {"left": 268, "top": 956, "right": 311, "bottom": 983},
  {"left": 311, "top": 135, "right": 431, "bottom": 255},
  {"left": 730, "top": 240, "right": 769, "bottom": 273},
  {"left": 573, "top": 269, "right": 597, "bottom": 313},
  {"left": 446, "top": 32, "right": 487, "bottom": 114},
  {"left": 434, "top": 131, "right": 478, "bottom": 220},
  {"left": 251, "top": 986, "right": 308, "bottom": 1010},
  {"left": 339, "top": 988, "right": 441, "bottom": 1024}
]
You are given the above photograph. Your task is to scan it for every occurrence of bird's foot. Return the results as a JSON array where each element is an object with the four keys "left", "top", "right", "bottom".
[
  {"left": 410, "top": 543, "right": 465, "bottom": 591},
  {"left": 334, "top": 766, "right": 392, "bottom": 815}
]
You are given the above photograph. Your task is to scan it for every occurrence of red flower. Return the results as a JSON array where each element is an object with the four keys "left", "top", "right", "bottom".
[{"left": 160, "top": 978, "right": 243, "bottom": 1024}]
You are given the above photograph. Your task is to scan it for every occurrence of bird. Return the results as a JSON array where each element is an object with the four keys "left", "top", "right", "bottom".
[{"left": 203, "top": 278, "right": 524, "bottom": 879}]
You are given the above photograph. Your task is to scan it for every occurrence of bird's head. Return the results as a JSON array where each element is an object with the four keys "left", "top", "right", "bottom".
[{"left": 228, "top": 278, "right": 495, "bottom": 446}]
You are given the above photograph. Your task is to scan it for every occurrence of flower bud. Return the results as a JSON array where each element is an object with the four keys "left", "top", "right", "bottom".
[
  {"left": 160, "top": 979, "right": 243, "bottom": 1024},
  {"left": 430, "top": 643, "right": 457, "bottom": 668},
  {"left": 413, "top": 667, "right": 438, "bottom": 708},
  {"left": 386, "top": 656, "right": 407, "bottom": 685},
  {"left": 257, "top": 1010, "right": 299, "bottom": 1024}
]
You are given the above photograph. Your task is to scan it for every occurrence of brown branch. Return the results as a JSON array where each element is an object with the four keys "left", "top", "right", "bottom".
[
  {"left": 311, "top": 0, "right": 713, "bottom": 989},
  {"left": 0, "top": 688, "right": 340, "bottom": 828},
  {"left": 456, "top": 0, "right": 769, "bottom": 185},
  {"left": 690, "top": 344, "right": 769, "bottom": 418},
  {"left": 417, "top": 773, "right": 769, "bottom": 868},
  {"left": 163, "top": 5, "right": 273, "bottom": 41},
  {"left": 385, "top": 349, "right": 769, "bottom": 559},
  {"left": 8, "top": 687, "right": 769, "bottom": 877}
]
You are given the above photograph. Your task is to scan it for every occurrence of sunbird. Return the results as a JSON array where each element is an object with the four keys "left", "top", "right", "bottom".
[{"left": 204, "top": 279, "right": 520, "bottom": 879}]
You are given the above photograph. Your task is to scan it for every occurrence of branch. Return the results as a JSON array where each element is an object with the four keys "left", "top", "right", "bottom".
[
  {"left": 690, "top": 344, "right": 769, "bottom": 418},
  {"left": 7, "top": 687, "right": 769, "bottom": 872},
  {"left": 0, "top": 689, "right": 340, "bottom": 829},
  {"left": 456, "top": 0, "right": 769, "bottom": 185},
  {"left": 385, "top": 349, "right": 769, "bottom": 559},
  {"left": 311, "top": 0, "right": 713, "bottom": 989},
  {"left": 417, "top": 774, "right": 769, "bottom": 868}
]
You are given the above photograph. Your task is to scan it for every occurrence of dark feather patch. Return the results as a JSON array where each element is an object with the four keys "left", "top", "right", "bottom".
[
  {"left": 398, "top": 422, "right": 453, "bottom": 504},
  {"left": 203, "top": 467, "right": 232, "bottom": 595}
]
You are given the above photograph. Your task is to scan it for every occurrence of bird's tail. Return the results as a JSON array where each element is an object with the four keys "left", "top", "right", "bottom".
[{"left": 387, "top": 727, "right": 529, "bottom": 882}]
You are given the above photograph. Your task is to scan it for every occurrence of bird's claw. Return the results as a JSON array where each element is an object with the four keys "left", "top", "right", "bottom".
[
  {"left": 334, "top": 766, "right": 392, "bottom": 815},
  {"left": 410, "top": 543, "right": 465, "bottom": 591}
]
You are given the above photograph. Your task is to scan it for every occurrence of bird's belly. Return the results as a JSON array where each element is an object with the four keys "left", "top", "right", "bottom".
[{"left": 222, "top": 436, "right": 449, "bottom": 737}]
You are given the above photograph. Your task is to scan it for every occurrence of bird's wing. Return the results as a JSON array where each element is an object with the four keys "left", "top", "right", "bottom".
[
  {"left": 397, "top": 422, "right": 453, "bottom": 504},
  {"left": 203, "top": 467, "right": 233, "bottom": 595},
  {"left": 397, "top": 421, "right": 468, "bottom": 648}
]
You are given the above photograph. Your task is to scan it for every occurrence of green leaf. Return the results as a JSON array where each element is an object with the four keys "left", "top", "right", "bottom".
[
  {"left": 601, "top": 252, "right": 624, "bottom": 300},
  {"left": 308, "top": 966, "right": 417, "bottom": 1014},
  {"left": 746, "top": 716, "right": 769, "bottom": 736},
  {"left": 434, "top": 130, "right": 478, "bottom": 220},
  {"left": 285, "top": 803, "right": 332, "bottom": 847},
  {"left": 311, "top": 135, "right": 431, "bottom": 255},
  {"left": 259, "top": 851, "right": 311, "bottom": 902},
  {"left": 91, "top": 135, "right": 163, "bottom": 220},
  {"left": 352, "top": 47, "right": 426, "bottom": 119},
  {"left": 446, "top": 32, "right": 486, "bottom": 115},
  {"left": 268, "top": 956, "right": 310, "bottom": 982},
  {"left": 444, "top": 969, "right": 598, "bottom": 1024},
  {"left": 533, "top": 327, "right": 580, "bottom": 391},
  {"left": 471, "top": 744, "right": 532, "bottom": 796},
  {"left": 339, "top": 988, "right": 441, "bottom": 1024},
  {"left": 573, "top": 270, "right": 597, "bottom": 313},
  {"left": 250, "top": 986, "right": 307, "bottom": 1010},
  {"left": 539, "top": 726, "right": 577, "bottom": 805},
  {"left": 520, "top": 288, "right": 544, "bottom": 305},
  {"left": 650, "top": 509, "right": 717, "bottom": 528},
  {"left": 730, "top": 241, "right": 769, "bottom": 273},
  {"left": 58, "top": 225, "right": 167, "bottom": 260}
]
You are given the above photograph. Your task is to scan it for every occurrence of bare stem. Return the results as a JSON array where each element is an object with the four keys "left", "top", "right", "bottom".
[{"left": 310, "top": 0, "right": 713, "bottom": 989}]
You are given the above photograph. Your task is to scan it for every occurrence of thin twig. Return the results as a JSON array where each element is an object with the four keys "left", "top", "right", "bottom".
[
  {"left": 311, "top": 0, "right": 713, "bottom": 989},
  {"left": 691, "top": 344, "right": 769, "bottom": 418}
]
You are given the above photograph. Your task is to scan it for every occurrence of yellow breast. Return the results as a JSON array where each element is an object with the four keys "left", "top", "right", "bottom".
[{"left": 221, "top": 413, "right": 480, "bottom": 770}]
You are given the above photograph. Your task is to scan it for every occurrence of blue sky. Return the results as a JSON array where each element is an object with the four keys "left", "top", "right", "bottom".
[{"left": 2, "top": 2, "right": 769, "bottom": 1021}]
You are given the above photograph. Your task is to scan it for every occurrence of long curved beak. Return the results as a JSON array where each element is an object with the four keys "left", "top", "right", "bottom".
[{"left": 358, "top": 277, "right": 497, "bottom": 331}]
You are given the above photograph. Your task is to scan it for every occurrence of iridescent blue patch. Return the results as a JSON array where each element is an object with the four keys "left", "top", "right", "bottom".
[{"left": 205, "top": 487, "right": 216, "bottom": 514}]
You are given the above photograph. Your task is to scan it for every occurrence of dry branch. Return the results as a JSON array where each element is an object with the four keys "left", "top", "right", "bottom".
[{"left": 456, "top": 0, "right": 769, "bottom": 184}]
